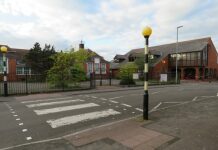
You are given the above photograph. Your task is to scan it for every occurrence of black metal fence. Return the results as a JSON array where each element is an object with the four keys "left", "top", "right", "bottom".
[
  {"left": 89, "top": 72, "right": 120, "bottom": 87},
  {"left": 0, "top": 72, "right": 178, "bottom": 96},
  {"left": 0, "top": 74, "right": 92, "bottom": 96},
  {"left": 0, "top": 73, "right": 121, "bottom": 96},
  {"left": 119, "top": 72, "right": 178, "bottom": 87}
]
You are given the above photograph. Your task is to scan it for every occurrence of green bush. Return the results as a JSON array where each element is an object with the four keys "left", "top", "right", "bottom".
[{"left": 119, "top": 62, "right": 137, "bottom": 85}]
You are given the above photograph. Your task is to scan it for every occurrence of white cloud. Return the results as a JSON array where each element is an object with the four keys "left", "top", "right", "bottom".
[{"left": 0, "top": 0, "right": 218, "bottom": 60}]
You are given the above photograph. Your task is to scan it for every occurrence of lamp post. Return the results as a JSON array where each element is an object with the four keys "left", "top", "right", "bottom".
[
  {"left": 0, "top": 46, "right": 8, "bottom": 96},
  {"left": 176, "top": 26, "right": 183, "bottom": 84},
  {"left": 142, "top": 26, "right": 152, "bottom": 120}
]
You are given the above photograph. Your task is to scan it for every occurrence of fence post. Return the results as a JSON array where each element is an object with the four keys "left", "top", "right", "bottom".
[
  {"left": 90, "top": 73, "right": 93, "bottom": 89},
  {"left": 93, "top": 72, "right": 96, "bottom": 88},
  {"left": 25, "top": 71, "right": 28, "bottom": 95},
  {"left": 109, "top": 71, "right": 112, "bottom": 86}
]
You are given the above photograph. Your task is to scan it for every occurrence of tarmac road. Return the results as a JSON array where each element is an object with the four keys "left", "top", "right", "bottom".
[{"left": 0, "top": 82, "right": 218, "bottom": 150}]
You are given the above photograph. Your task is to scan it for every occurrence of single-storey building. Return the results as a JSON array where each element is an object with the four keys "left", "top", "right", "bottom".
[
  {"left": 111, "top": 37, "right": 218, "bottom": 80},
  {"left": 79, "top": 42, "right": 110, "bottom": 78}
]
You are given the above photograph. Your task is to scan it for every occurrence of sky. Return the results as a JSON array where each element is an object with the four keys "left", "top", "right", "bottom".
[{"left": 0, "top": 0, "right": 218, "bottom": 61}]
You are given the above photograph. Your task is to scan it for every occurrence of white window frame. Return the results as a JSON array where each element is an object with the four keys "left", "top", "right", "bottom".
[
  {"left": 101, "top": 63, "right": 106, "bottom": 74},
  {"left": 94, "top": 63, "right": 100, "bottom": 74},
  {"left": 16, "top": 67, "right": 23, "bottom": 75},
  {"left": 16, "top": 67, "right": 31, "bottom": 75},
  {"left": 87, "top": 62, "right": 93, "bottom": 73}
]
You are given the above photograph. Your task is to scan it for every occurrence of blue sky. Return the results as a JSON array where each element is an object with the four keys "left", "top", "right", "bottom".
[{"left": 0, "top": 0, "right": 217, "bottom": 60}]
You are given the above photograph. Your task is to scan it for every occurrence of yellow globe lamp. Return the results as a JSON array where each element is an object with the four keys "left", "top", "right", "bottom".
[
  {"left": 142, "top": 26, "right": 152, "bottom": 37},
  {"left": 0, "top": 46, "right": 8, "bottom": 53}
]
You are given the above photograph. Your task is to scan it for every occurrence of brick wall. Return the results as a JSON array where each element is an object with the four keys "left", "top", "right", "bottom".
[
  {"left": 153, "top": 57, "right": 169, "bottom": 73},
  {"left": 207, "top": 38, "right": 218, "bottom": 75}
]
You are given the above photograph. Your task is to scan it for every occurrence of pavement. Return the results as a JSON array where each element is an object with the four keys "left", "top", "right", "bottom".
[
  {"left": 1, "top": 117, "right": 176, "bottom": 150},
  {"left": 0, "top": 83, "right": 218, "bottom": 150},
  {"left": 64, "top": 118, "right": 176, "bottom": 150}
]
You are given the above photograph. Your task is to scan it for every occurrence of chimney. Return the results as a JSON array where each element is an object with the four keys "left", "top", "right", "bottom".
[{"left": 79, "top": 40, "right": 84, "bottom": 49}]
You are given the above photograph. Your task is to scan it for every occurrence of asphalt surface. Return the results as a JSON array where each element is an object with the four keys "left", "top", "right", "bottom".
[{"left": 0, "top": 82, "right": 218, "bottom": 149}]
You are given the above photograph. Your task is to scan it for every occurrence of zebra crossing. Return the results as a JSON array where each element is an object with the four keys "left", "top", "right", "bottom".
[{"left": 21, "top": 96, "right": 122, "bottom": 129}]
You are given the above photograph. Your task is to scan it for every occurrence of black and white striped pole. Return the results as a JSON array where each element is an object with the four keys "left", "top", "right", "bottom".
[
  {"left": 142, "top": 26, "right": 152, "bottom": 120},
  {"left": 0, "top": 46, "right": 8, "bottom": 96}
]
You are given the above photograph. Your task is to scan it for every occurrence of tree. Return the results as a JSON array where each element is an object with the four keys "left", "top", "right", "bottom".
[
  {"left": 24, "top": 42, "right": 56, "bottom": 75},
  {"left": 134, "top": 56, "right": 144, "bottom": 71},
  {"left": 42, "top": 44, "right": 56, "bottom": 72},
  {"left": 119, "top": 62, "right": 138, "bottom": 85},
  {"left": 47, "top": 49, "right": 91, "bottom": 87}
]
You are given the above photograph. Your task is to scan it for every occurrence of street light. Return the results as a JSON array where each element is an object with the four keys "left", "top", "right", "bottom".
[
  {"left": 142, "top": 26, "right": 152, "bottom": 120},
  {"left": 0, "top": 46, "right": 8, "bottom": 96},
  {"left": 176, "top": 25, "right": 183, "bottom": 84}
]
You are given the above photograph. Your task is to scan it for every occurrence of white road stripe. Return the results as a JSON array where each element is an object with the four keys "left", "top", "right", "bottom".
[
  {"left": 22, "top": 129, "right": 28, "bottom": 132},
  {"left": 151, "top": 92, "right": 160, "bottom": 95},
  {"left": 47, "top": 109, "right": 121, "bottom": 128},
  {"left": 109, "top": 100, "right": 119, "bottom": 104},
  {"left": 19, "top": 123, "right": 24, "bottom": 126},
  {"left": 34, "top": 103, "right": 99, "bottom": 115},
  {"left": 16, "top": 118, "right": 21, "bottom": 121},
  {"left": 192, "top": 97, "right": 198, "bottom": 101},
  {"left": 121, "top": 103, "right": 132, "bottom": 107},
  {"left": 150, "top": 102, "right": 162, "bottom": 112},
  {"left": 135, "top": 108, "right": 143, "bottom": 112},
  {"left": 109, "top": 96, "right": 123, "bottom": 100},
  {"left": 13, "top": 115, "right": 18, "bottom": 117},
  {"left": 21, "top": 97, "right": 73, "bottom": 104},
  {"left": 26, "top": 137, "right": 32, "bottom": 140},
  {"left": 217, "top": 93, "right": 218, "bottom": 97},
  {"left": 26, "top": 99, "right": 84, "bottom": 108}
]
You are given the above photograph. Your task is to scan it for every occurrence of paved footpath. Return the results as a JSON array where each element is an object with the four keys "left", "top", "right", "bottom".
[
  {"left": 1, "top": 117, "right": 176, "bottom": 150},
  {"left": 64, "top": 118, "right": 176, "bottom": 150}
]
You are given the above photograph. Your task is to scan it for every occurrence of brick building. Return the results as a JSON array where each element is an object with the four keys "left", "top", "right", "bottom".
[
  {"left": 0, "top": 43, "right": 110, "bottom": 81},
  {"left": 111, "top": 37, "right": 218, "bottom": 80},
  {"left": 0, "top": 45, "right": 30, "bottom": 81},
  {"left": 80, "top": 42, "right": 110, "bottom": 78}
]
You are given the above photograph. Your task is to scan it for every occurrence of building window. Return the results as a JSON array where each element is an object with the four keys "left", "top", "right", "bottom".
[
  {"left": 87, "top": 63, "right": 93, "bottom": 73},
  {"left": 24, "top": 67, "right": 31, "bottom": 74},
  {"left": 16, "top": 67, "right": 31, "bottom": 75},
  {"left": 94, "top": 63, "right": 100, "bottom": 74},
  {"left": 101, "top": 63, "right": 106, "bottom": 74},
  {"left": 16, "top": 67, "right": 23, "bottom": 75},
  {"left": 170, "top": 51, "right": 202, "bottom": 67}
]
